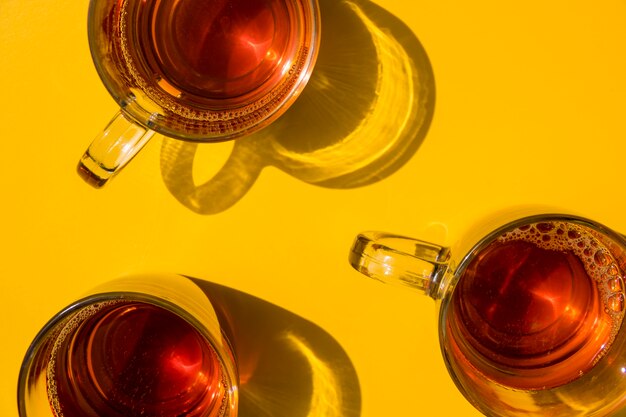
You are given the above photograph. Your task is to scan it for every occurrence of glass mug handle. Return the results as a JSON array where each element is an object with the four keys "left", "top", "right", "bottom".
[
  {"left": 349, "top": 232, "right": 452, "bottom": 300},
  {"left": 77, "top": 111, "right": 156, "bottom": 188}
]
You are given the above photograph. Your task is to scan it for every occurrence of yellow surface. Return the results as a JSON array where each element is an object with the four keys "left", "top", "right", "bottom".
[{"left": 2, "top": 1, "right": 626, "bottom": 416}]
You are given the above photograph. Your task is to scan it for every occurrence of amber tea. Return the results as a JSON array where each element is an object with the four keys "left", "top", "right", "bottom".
[
  {"left": 103, "top": 0, "right": 316, "bottom": 136},
  {"left": 49, "top": 301, "right": 231, "bottom": 417},
  {"left": 445, "top": 220, "right": 626, "bottom": 390}
]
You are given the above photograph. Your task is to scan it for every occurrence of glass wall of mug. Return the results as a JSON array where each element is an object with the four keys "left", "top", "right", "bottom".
[
  {"left": 349, "top": 211, "right": 626, "bottom": 416},
  {"left": 18, "top": 274, "right": 238, "bottom": 417}
]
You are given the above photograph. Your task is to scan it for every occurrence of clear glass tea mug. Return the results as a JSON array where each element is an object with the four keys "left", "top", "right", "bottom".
[
  {"left": 349, "top": 214, "right": 626, "bottom": 416},
  {"left": 18, "top": 274, "right": 238, "bottom": 417},
  {"left": 80, "top": 0, "right": 320, "bottom": 187}
]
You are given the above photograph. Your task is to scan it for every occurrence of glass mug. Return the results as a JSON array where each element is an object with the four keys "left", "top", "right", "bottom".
[
  {"left": 18, "top": 274, "right": 238, "bottom": 417},
  {"left": 349, "top": 214, "right": 626, "bottom": 416},
  {"left": 79, "top": 0, "right": 320, "bottom": 187}
]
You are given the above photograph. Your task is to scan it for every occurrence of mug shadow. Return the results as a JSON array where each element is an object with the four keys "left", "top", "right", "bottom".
[
  {"left": 191, "top": 278, "right": 362, "bottom": 417},
  {"left": 161, "top": 0, "right": 436, "bottom": 214}
]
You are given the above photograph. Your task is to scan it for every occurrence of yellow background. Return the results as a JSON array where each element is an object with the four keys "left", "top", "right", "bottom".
[{"left": 2, "top": 0, "right": 626, "bottom": 416}]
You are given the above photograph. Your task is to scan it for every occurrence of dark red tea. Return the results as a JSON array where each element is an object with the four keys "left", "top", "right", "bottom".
[
  {"left": 101, "top": 0, "right": 316, "bottom": 135},
  {"left": 134, "top": 0, "right": 293, "bottom": 99},
  {"left": 47, "top": 301, "right": 230, "bottom": 417},
  {"left": 445, "top": 221, "right": 626, "bottom": 389}
]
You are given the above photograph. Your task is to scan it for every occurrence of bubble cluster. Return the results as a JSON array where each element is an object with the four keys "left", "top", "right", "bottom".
[
  {"left": 46, "top": 300, "right": 122, "bottom": 417},
  {"left": 498, "top": 220, "right": 626, "bottom": 320}
]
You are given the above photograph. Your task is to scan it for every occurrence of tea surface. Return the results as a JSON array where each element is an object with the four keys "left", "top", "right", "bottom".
[
  {"left": 48, "top": 301, "right": 229, "bottom": 417},
  {"left": 447, "top": 221, "right": 625, "bottom": 389}
]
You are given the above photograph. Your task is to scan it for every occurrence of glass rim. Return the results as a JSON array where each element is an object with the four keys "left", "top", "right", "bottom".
[
  {"left": 17, "top": 290, "right": 238, "bottom": 416},
  {"left": 86, "top": 0, "right": 321, "bottom": 141},
  {"left": 437, "top": 212, "right": 626, "bottom": 347}
]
